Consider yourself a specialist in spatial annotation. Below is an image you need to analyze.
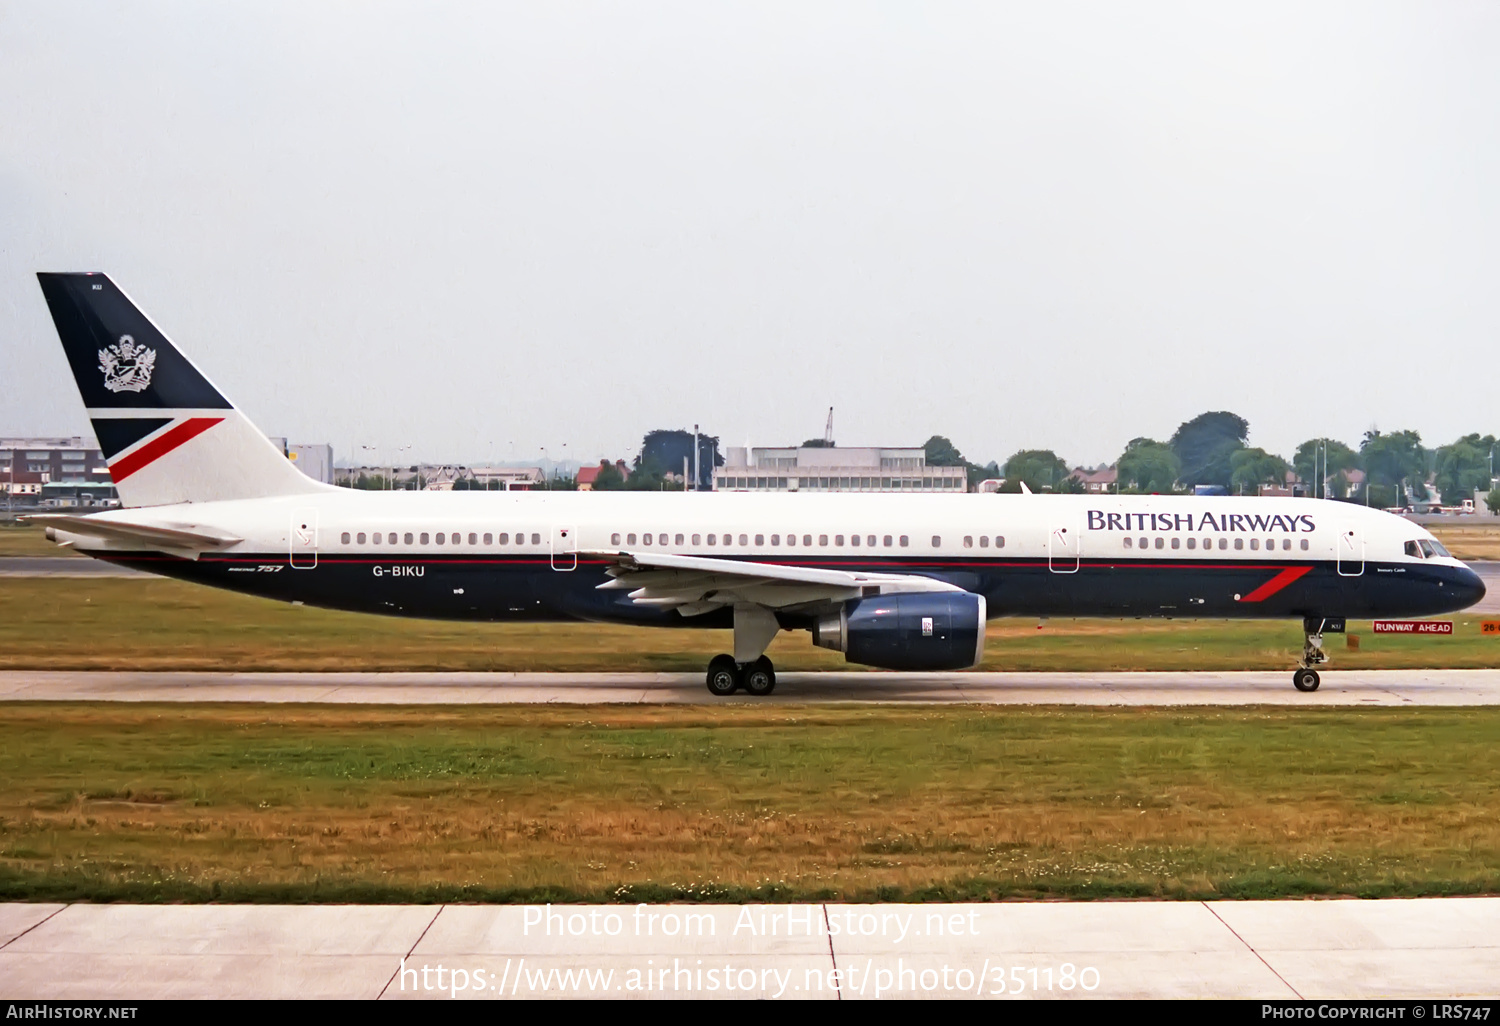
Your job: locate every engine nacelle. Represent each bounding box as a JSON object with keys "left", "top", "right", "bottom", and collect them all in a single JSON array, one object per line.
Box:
[{"left": 812, "top": 592, "right": 987, "bottom": 671}]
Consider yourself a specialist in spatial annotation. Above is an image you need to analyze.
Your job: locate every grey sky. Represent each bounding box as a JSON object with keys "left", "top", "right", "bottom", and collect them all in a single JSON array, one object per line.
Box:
[{"left": 3, "top": 2, "right": 1497, "bottom": 470}]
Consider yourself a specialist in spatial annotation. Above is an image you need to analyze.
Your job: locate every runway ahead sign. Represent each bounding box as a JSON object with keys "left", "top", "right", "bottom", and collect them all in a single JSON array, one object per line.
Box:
[{"left": 1372, "top": 620, "right": 1453, "bottom": 635}]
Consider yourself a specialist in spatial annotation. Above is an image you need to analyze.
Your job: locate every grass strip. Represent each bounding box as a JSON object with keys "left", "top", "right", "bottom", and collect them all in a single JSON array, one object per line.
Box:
[{"left": 1, "top": 704, "right": 1497, "bottom": 902}]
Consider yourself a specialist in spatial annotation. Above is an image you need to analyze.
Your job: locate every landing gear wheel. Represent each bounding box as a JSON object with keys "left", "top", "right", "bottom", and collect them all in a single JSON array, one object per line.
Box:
[
  {"left": 1293, "top": 669, "right": 1321, "bottom": 692},
  {"left": 706, "top": 654, "right": 739, "bottom": 697},
  {"left": 742, "top": 657, "right": 776, "bottom": 697}
]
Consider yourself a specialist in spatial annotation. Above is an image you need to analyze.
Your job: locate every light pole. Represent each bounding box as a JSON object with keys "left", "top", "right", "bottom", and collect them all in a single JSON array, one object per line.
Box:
[{"left": 393, "top": 444, "right": 411, "bottom": 491}]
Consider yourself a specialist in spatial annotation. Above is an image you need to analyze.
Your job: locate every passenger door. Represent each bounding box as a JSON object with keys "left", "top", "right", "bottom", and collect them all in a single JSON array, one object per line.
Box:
[
  {"left": 550, "top": 524, "right": 577, "bottom": 571},
  {"left": 1337, "top": 523, "right": 1364, "bottom": 577},
  {"left": 1048, "top": 521, "right": 1080, "bottom": 574},
  {"left": 290, "top": 508, "right": 318, "bottom": 569}
]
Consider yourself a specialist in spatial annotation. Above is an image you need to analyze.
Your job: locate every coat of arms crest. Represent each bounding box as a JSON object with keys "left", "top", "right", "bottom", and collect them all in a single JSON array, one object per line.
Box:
[{"left": 98, "top": 335, "right": 157, "bottom": 394}]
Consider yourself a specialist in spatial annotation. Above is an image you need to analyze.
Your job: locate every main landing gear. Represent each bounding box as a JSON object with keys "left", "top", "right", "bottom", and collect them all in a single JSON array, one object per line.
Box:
[
  {"left": 705, "top": 654, "right": 776, "bottom": 697},
  {"left": 705, "top": 604, "right": 782, "bottom": 697},
  {"left": 1294, "top": 621, "right": 1331, "bottom": 692}
]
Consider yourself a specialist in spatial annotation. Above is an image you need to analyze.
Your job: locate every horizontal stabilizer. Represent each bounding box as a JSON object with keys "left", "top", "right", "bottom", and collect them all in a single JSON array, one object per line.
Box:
[{"left": 28, "top": 513, "right": 242, "bottom": 557}]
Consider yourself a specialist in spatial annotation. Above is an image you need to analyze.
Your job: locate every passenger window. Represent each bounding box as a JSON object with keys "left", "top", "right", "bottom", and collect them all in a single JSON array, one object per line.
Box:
[
  {"left": 1282, "top": 538, "right": 1290, "bottom": 550},
  {"left": 867, "top": 535, "right": 875, "bottom": 547},
  {"left": 1154, "top": 537, "right": 1164, "bottom": 550},
  {"left": 484, "top": 533, "right": 493, "bottom": 545},
  {"left": 996, "top": 537, "right": 1004, "bottom": 548},
  {"left": 1171, "top": 537, "right": 1180, "bottom": 550},
  {"left": 900, "top": 535, "right": 909, "bottom": 547},
  {"left": 1201, "top": 538, "right": 1210, "bottom": 550},
  {"left": 1300, "top": 539, "right": 1309, "bottom": 551},
  {"left": 627, "top": 533, "right": 637, "bottom": 545},
  {"left": 785, "top": 534, "right": 795, "bottom": 546},
  {"left": 932, "top": 536, "right": 941, "bottom": 547},
  {"left": 1186, "top": 537, "right": 1195, "bottom": 550},
  {"left": 659, "top": 534, "right": 668, "bottom": 546},
  {"left": 1234, "top": 538, "right": 1243, "bottom": 550},
  {"left": 1124, "top": 537, "right": 1133, "bottom": 549},
  {"left": 1249, "top": 538, "right": 1258, "bottom": 551},
  {"left": 979, "top": 536, "right": 989, "bottom": 548},
  {"left": 850, "top": 534, "right": 859, "bottom": 547},
  {"left": 642, "top": 534, "right": 652, "bottom": 546},
  {"left": 707, "top": 534, "right": 716, "bottom": 546},
  {"left": 771, "top": 534, "right": 780, "bottom": 546},
  {"left": 531, "top": 533, "right": 540, "bottom": 545},
  {"left": 435, "top": 533, "right": 445, "bottom": 546},
  {"left": 420, "top": 532, "right": 430, "bottom": 545},
  {"left": 611, "top": 533, "right": 621, "bottom": 545},
  {"left": 963, "top": 536, "right": 973, "bottom": 548},
  {"left": 739, "top": 534, "right": 748, "bottom": 546},
  {"left": 373, "top": 532, "right": 382, "bottom": 545},
  {"left": 755, "top": 534, "right": 764, "bottom": 546},
  {"left": 1265, "top": 538, "right": 1273, "bottom": 551},
  {"left": 692, "top": 534, "right": 701, "bottom": 545},
  {"left": 469, "top": 533, "right": 477, "bottom": 545},
  {"left": 884, "top": 535, "right": 893, "bottom": 547},
  {"left": 1139, "top": 537, "right": 1147, "bottom": 549},
  {"left": 405, "top": 532, "right": 414, "bottom": 545},
  {"left": 805, "top": 535, "right": 814, "bottom": 546},
  {"left": 499, "top": 533, "right": 509, "bottom": 544},
  {"left": 1219, "top": 538, "right": 1228, "bottom": 550},
  {"left": 341, "top": 532, "right": 351, "bottom": 544},
  {"left": 675, "top": 534, "right": 684, "bottom": 545},
  {"left": 835, "top": 535, "right": 845, "bottom": 546}
]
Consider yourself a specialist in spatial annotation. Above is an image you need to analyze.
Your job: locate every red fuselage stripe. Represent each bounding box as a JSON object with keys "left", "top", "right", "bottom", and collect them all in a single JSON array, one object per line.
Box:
[
  {"left": 1237, "top": 565, "right": 1313, "bottom": 603},
  {"left": 109, "top": 417, "right": 224, "bottom": 482}
]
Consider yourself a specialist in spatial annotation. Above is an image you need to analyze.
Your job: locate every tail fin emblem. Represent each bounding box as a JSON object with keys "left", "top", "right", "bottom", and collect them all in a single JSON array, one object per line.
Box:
[{"left": 99, "top": 335, "right": 157, "bottom": 393}]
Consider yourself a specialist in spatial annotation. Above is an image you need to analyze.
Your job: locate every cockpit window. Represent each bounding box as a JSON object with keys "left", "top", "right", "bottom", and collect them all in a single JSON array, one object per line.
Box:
[
  {"left": 1404, "top": 540, "right": 1423, "bottom": 559},
  {"left": 1418, "top": 540, "right": 1437, "bottom": 559},
  {"left": 1430, "top": 539, "right": 1452, "bottom": 558}
]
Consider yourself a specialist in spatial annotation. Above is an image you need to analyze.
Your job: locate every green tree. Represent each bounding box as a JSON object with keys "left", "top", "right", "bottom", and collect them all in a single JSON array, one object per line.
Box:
[
  {"left": 800, "top": 438, "right": 834, "bottom": 448},
  {"left": 635, "top": 429, "right": 722, "bottom": 490},
  {"left": 1004, "top": 450, "right": 1069, "bottom": 491},
  {"left": 1360, "top": 429, "right": 1425, "bottom": 500},
  {"left": 1116, "top": 437, "right": 1180, "bottom": 493},
  {"left": 1488, "top": 487, "right": 1500, "bottom": 514},
  {"left": 1433, "top": 434, "right": 1496, "bottom": 505},
  {"left": 1170, "top": 412, "right": 1249, "bottom": 489},
  {"left": 1229, "top": 447, "right": 1291, "bottom": 496},
  {"left": 592, "top": 460, "right": 626, "bottom": 491},
  {"left": 922, "top": 435, "right": 966, "bottom": 468},
  {"left": 1292, "top": 438, "right": 1360, "bottom": 497}
]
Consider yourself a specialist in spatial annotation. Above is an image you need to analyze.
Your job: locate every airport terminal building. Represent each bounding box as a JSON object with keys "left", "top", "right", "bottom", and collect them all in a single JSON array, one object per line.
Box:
[{"left": 713, "top": 445, "right": 968, "bottom": 492}]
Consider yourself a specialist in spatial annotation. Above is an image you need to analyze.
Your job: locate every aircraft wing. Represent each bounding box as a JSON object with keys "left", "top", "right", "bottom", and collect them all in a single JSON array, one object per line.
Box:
[
  {"left": 27, "top": 513, "right": 242, "bottom": 560},
  {"left": 588, "top": 549, "right": 964, "bottom": 616}
]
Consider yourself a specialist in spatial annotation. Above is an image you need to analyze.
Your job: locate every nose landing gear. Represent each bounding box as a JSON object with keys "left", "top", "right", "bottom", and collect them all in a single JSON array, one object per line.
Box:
[{"left": 1293, "top": 617, "right": 1336, "bottom": 692}]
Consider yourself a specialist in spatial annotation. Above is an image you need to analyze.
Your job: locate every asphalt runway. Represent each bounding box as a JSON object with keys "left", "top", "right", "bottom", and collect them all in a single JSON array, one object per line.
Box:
[
  {"left": 2, "top": 899, "right": 1495, "bottom": 999},
  {"left": 5, "top": 668, "right": 1500, "bottom": 704}
]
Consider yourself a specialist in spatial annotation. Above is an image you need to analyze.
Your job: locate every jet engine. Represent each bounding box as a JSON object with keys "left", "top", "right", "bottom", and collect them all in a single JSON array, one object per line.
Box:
[{"left": 812, "top": 592, "right": 987, "bottom": 671}]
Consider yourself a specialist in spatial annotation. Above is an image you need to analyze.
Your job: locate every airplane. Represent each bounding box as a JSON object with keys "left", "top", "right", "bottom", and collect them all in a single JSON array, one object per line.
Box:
[{"left": 28, "top": 272, "right": 1487, "bottom": 696}]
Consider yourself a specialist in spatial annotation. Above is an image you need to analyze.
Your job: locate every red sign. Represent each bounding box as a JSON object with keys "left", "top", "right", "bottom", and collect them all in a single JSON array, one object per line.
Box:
[{"left": 1372, "top": 620, "right": 1453, "bottom": 635}]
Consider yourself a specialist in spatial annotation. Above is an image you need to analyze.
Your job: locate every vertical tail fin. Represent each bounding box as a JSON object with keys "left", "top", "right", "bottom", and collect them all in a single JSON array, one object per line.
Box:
[{"left": 36, "top": 272, "right": 326, "bottom": 507}]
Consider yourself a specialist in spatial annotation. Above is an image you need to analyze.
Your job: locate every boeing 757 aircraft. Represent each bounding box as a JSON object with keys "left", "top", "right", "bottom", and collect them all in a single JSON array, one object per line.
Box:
[{"left": 30, "top": 273, "right": 1486, "bottom": 695}]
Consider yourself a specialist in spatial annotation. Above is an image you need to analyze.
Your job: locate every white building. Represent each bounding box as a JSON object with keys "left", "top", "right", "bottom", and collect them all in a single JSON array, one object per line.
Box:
[{"left": 713, "top": 446, "right": 967, "bottom": 493}]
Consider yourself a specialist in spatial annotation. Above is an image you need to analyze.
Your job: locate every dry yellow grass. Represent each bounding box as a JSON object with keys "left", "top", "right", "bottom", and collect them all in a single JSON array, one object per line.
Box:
[{"left": 1428, "top": 522, "right": 1500, "bottom": 561}]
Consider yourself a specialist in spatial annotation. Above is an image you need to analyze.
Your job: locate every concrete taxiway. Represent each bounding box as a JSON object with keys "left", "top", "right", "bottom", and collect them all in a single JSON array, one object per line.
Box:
[
  {"left": 1, "top": 899, "right": 1495, "bottom": 999},
  {"left": 3, "top": 667, "right": 1500, "bottom": 704}
]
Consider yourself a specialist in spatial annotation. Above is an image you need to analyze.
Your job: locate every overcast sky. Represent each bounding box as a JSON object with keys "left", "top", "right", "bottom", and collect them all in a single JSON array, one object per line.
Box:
[{"left": 3, "top": 2, "right": 1497, "bottom": 469}]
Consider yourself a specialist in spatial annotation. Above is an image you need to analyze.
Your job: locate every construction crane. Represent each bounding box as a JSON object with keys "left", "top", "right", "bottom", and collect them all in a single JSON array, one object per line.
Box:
[{"left": 823, "top": 407, "right": 834, "bottom": 447}]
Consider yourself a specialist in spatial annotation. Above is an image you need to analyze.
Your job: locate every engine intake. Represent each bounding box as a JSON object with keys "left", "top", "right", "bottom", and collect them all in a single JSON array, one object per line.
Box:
[{"left": 813, "top": 592, "right": 987, "bottom": 671}]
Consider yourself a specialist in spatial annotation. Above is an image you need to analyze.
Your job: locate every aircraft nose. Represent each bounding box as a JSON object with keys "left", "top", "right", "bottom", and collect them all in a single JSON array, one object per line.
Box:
[{"left": 1455, "top": 565, "right": 1487, "bottom": 610}]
